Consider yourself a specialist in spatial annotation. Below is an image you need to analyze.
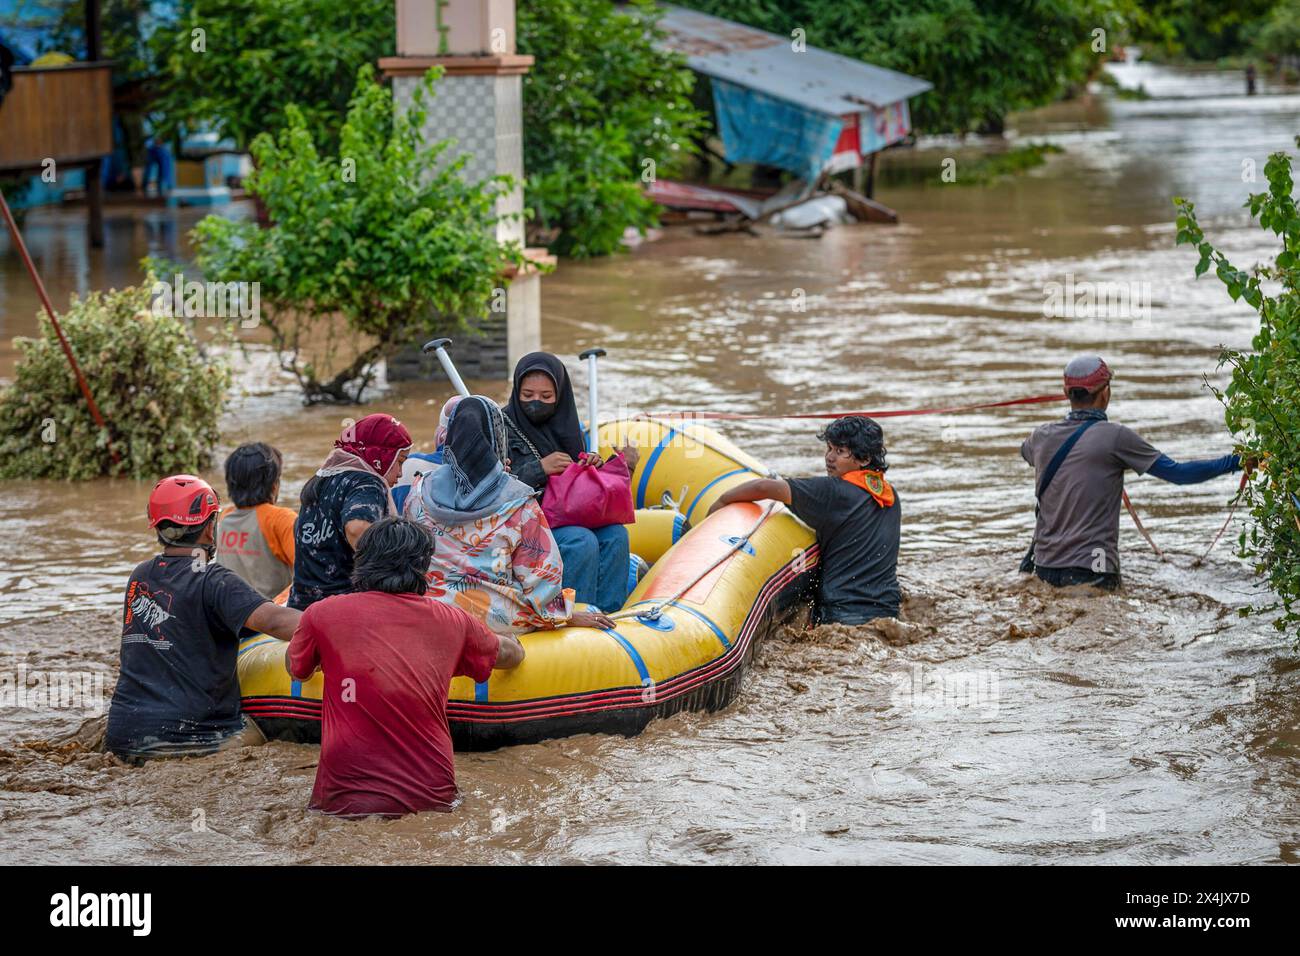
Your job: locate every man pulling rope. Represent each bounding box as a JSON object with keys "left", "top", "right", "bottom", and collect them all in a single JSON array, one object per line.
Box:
[{"left": 1018, "top": 355, "right": 1246, "bottom": 591}]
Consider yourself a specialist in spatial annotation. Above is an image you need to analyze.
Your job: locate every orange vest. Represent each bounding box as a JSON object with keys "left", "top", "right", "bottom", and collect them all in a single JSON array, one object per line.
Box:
[{"left": 215, "top": 504, "right": 296, "bottom": 599}]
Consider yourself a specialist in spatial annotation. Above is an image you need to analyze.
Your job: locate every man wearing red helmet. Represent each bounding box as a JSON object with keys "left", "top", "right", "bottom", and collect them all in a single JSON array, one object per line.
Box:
[
  {"left": 1020, "top": 356, "right": 1244, "bottom": 590},
  {"left": 106, "top": 475, "right": 302, "bottom": 762},
  {"left": 290, "top": 414, "right": 413, "bottom": 610}
]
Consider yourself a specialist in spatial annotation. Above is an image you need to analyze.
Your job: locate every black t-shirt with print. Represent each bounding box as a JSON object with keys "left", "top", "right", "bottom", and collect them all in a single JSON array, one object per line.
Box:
[
  {"left": 106, "top": 554, "right": 268, "bottom": 757},
  {"left": 786, "top": 475, "right": 902, "bottom": 625},
  {"left": 289, "top": 471, "right": 389, "bottom": 610}
]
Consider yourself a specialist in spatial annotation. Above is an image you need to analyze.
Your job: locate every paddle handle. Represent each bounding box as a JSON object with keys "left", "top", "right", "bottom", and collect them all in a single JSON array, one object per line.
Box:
[
  {"left": 580, "top": 348, "right": 606, "bottom": 453},
  {"left": 422, "top": 338, "right": 470, "bottom": 397}
]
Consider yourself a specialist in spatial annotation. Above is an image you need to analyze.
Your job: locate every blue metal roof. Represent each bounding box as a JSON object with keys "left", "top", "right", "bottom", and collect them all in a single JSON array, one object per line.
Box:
[
  {"left": 0, "top": 0, "right": 179, "bottom": 63},
  {"left": 0, "top": 0, "right": 47, "bottom": 64},
  {"left": 656, "top": 4, "right": 932, "bottom": 117}
]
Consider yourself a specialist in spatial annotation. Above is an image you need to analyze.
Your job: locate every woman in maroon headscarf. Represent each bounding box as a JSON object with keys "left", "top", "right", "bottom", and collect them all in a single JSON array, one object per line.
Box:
[{"left": 288, "top": 414, "right": 413, "bottom": 610}]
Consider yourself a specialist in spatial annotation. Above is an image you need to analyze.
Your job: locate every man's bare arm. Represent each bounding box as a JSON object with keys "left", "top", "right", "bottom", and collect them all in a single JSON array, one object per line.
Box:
[
  {"left": 495, "top": 634, "right": 525, "bottom": 670},
  {"left": 247, "top": 602, "right": 302, "bottom": 641},
  {"left": 707, "top": 478, "right": 792, "bottom": 515},
  {"left": 284, "top": 645, "right": 320, "bottom": 680},
  {"left": 344, "top": 519, "right": 372, "bottom": 551}
]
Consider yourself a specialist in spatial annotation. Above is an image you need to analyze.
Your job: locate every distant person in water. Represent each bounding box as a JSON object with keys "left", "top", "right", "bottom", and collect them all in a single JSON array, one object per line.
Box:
[
  {"left": 502, "top": 352, "right": 639, "bottom": 612},
  {"left": 708, "top": 416, "right": 901, "bottom": 625},
  {"left": 215, "top": 442, "right": 296, "bottom": 599},
  {"left": 405, "top": 395, "right": 615, "bottom": 634},
  {"left": 107, "top": 476, "right": 301, "bottom": 763},
  {"left": 289, "top": 414, "right": 412, "bottom": 610},
  {"left": 287, "top": 516, "right": 524, "bottom": 817},
  {"left": 1020, "top": 355, "right": 1245, "bottom": 590}
]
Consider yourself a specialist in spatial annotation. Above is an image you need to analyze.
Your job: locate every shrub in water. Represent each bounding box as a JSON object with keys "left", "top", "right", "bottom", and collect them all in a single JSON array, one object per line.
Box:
[
  {"left": 0, "top": 277, "right": 230, "bottom": 480},
  {"left": 1176, "top": 140, "right": 1300, "bottom": 636}
]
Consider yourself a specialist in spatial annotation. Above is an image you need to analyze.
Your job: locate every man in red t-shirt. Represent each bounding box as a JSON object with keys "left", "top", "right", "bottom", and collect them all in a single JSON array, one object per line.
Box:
[{"left": 287, "top": 517, "right": 524, "bottom": 817}]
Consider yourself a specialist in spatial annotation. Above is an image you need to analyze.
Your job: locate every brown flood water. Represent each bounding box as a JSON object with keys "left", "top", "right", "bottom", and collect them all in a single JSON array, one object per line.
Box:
[{"left": 2, "top": 61, "right": 1299, "bottom": 863}]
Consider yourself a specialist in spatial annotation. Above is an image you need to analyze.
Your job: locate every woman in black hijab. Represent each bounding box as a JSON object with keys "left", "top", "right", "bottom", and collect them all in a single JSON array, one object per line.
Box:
[
  {"left": 503, "top": 352, "right": 588, "bottom": 491},
  {"left": 502, "top": 352, "right": 637, "bottom": 613}
]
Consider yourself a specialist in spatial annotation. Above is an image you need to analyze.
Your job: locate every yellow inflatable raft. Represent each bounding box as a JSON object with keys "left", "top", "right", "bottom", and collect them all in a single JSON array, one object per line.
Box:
[{"left": 239, "top": 418, "right": 818, "bottom": 749}]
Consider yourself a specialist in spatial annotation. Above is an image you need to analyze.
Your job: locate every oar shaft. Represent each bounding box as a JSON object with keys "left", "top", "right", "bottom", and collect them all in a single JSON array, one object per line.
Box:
[
  {"left": 0, "top": 191, "right": 119, "bottom": 464},
  {"left": 434, "top": 347, "right": 470, "bottom": 397},
  {"left": 585, "top": 353, "right": 599, "bottom": 453}
]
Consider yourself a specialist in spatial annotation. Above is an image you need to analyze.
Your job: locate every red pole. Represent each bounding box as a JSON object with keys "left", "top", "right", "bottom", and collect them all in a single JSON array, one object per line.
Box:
[{"left": 0, "top": 191, "right": 120, "bottom": 465}]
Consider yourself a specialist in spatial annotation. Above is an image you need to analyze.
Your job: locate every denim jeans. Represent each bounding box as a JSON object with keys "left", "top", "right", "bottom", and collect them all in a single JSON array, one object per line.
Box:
[
  {"left": 141, "top": 143, "right": 175, "bottom": 195},
  {"left": 552, "top": 523, "right": 630, "bottom": 613}
]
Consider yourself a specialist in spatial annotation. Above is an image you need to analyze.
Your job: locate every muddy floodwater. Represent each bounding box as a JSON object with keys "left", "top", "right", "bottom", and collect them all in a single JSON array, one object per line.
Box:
[{"left": 2, "top": 61, "right": 1299, "bottom": 863}]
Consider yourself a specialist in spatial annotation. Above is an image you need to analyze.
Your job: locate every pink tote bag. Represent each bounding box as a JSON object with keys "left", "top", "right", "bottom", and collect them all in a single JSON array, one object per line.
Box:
[{"left": 541, "top": 454, "right": 635, "bottom": 529}]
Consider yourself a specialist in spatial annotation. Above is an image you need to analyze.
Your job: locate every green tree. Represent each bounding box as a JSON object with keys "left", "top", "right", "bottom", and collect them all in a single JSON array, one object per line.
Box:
[
  {"left": 1131, "top": 0, "right": 1280, "bottom": 61},
  {"left": 152, "top": 0, "right": 394, "bottom": 151},
  {"left": 681, "top": 0, "right": 1131, "bottom": 135},
  {"left": 1174, "top": 143, "right": 1300, "bottom": 635},
  {"left": 0, "top": 277, "right": 230, "bottom": 480},
  {"left": 191, "top": 65, "right": 526, "bottom": 404},
  {"left": 45, "top": 0, "right": 161, "bottom": 81},
  {"left": 525, "top": 125, "right": 660, "bottom": 260},
  {"left": 519, "top": 0, "right": 704, "bottom": 257},
  {"left": 1253, "top": 0, "right": 1300, "bottom": 61},
  {"left": 26, "top": 0, "right": 705, "bottom": 260}
]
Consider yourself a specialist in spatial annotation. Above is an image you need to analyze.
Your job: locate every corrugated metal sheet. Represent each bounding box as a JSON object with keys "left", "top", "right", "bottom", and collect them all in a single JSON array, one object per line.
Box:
[{"left": 656, "top": 5, "right": 932, "bottom": 117}]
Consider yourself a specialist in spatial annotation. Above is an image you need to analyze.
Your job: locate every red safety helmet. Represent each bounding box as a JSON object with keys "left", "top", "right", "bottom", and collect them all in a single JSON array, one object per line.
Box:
[{"left": 147, "top": 475, "right": 220, "bottom": 529}]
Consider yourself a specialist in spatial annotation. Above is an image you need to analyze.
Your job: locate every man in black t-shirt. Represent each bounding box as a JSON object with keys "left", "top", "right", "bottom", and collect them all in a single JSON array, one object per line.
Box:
[
  {"left": 708, "top": 417, "right": 901, "bottom": 625},
  {"left": 290, "top": 471, "right": 392, "bottom": 610},
  {"left": 106, "top": 475, "right": 301, "bottom": 762},
  {"left": 289, "top": 414, "right": 412, "bottom": 610}
]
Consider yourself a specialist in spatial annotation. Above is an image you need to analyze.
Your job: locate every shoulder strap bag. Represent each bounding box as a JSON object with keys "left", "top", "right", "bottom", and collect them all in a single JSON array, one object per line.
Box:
[{"left": 1019, "top": 418, "right": 1102, "bottom": 574}]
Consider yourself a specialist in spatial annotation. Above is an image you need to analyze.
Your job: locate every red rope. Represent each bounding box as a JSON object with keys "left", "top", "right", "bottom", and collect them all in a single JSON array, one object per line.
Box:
[
  {"left": 0, "top": 192, "right": 119, "bottom": 465},
  {"left": 1194, "top": 470, "right": 1250, "bottom": 566},
  {"left": 647, "top": 393, "right": 1067, "bottom": 421},
  {"left": 646, "top": 393, "right": 1253, "bottom": 564},
  {"left": 1121, "top": 489, "right": 1166, "bottom": 561}
]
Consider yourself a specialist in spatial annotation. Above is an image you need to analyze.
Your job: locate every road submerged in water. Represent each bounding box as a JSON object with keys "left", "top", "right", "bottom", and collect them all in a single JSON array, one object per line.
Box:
[{"left": 1, "top": 61, "right": 1298, "bottom": 863}]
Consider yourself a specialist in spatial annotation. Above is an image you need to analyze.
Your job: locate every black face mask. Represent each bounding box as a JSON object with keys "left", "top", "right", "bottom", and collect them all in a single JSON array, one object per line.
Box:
[{"left": 521, "top": 400, "right": 556, "bottom": 424}]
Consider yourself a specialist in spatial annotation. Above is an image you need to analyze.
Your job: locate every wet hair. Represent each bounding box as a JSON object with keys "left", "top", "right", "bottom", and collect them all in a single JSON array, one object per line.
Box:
[
  {"left": 300, "top": 474, "right": 322, "bottom": 509},
  {"left": 350, "top": 517, "right": 433, "bottom": 595},
  {"left": 1068, "top": 386, "right": 1095, "bottom": 404},
  {"left": 224, "top": 442, "right": 283, "bottom": 508},
  {"left": 157, "top": 514, "right": 215, "bottom": 548},
  {"left": 818, "top": 416, "right": 888, "bottom": 472}
]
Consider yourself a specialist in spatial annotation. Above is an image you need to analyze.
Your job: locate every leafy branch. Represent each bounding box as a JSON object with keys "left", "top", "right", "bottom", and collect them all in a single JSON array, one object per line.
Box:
[
  {"left": 191, "top": 65, "right": 529, "bottom": 404},
  {"left": 1174, "top": 140, "right": 1300, "bottom": 634}
]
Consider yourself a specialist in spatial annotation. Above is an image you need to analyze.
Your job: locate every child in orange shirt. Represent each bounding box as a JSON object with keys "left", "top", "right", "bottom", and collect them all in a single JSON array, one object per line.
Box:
[{"left": 215, "top": 443, "right": 297, "bottom": 599}]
